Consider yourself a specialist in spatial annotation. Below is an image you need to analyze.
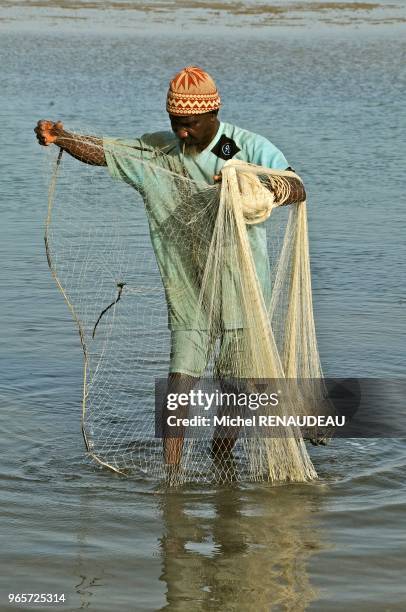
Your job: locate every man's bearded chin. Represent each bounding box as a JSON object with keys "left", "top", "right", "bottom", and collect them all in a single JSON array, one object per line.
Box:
[{"left": 181, "top": 141, "right": 200, "bottom": 157}]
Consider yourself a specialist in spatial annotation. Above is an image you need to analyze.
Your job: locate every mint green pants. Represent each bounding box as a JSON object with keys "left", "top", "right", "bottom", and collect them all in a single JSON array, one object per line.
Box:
[{"left": 169, "top": 330, "right": 245, "bottom": 377}]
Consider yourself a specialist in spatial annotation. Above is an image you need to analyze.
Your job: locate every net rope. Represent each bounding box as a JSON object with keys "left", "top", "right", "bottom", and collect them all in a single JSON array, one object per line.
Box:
[{"left": 44, "top": 134, "right": 325, "bottom": 484}]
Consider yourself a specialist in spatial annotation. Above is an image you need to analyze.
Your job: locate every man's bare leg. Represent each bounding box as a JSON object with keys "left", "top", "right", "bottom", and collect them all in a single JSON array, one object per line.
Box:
[
  {"left": 211, "top": 377, "right": 244, "bottom": 459},
  {"left": 211, "top": 437, "right": 236, "bottom": 457},
  {"left": 163, "top": 372, "right": 199, "bottom": 466},
  {"left": 164, "top": 436, "right": 184, "bottom": 466}
]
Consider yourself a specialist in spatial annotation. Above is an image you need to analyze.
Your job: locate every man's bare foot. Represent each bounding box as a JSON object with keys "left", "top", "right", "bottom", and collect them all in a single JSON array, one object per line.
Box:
[{"left": 165, "top": 463, "right": 182, "bottom": 486}]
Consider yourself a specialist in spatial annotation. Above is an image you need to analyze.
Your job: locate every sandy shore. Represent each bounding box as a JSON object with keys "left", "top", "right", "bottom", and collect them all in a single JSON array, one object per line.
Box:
[{"left": 0, "top": 0, "right": 405, "bottom": 29}]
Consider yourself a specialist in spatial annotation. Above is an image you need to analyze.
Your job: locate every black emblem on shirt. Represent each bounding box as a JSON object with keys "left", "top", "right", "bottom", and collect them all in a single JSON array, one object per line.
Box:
[{"left": 211, "top": 134, "right": 241, "bottom": 160}]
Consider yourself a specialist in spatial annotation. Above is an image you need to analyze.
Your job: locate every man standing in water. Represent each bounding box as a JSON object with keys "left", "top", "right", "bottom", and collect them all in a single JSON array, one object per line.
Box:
[{"left": 35, "top": 66, "right": 305, "bottom": 466}]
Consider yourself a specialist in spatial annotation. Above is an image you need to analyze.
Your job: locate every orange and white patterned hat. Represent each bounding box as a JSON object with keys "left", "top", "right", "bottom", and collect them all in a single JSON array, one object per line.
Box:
[{"left": 166, "top": 66, "right": 221, "bottom": 116}]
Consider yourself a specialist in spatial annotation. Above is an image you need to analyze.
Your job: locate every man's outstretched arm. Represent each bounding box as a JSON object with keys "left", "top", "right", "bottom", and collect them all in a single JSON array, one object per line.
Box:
[{"left": 34, "top": 120, "right": 107, "bottom": 166}]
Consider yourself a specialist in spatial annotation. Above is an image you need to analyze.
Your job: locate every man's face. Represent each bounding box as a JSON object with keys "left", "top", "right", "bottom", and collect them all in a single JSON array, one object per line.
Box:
[{"left": 169, "top": 112, "right": 218, "bottom": 151}]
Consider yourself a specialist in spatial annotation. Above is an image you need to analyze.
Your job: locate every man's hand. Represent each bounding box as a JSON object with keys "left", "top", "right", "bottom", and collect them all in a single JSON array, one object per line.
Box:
[
  {"left": 213, "top": 173, "right": 222, "bottom": 183},
  {"left": 34, "top": 120, "right": 64, "bottom": 146}
]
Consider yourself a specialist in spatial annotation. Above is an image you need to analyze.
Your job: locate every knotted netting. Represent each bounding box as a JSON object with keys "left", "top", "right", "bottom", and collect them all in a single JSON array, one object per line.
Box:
[{"left": 44, "top": 133, "right": 325, "bottom": 484}]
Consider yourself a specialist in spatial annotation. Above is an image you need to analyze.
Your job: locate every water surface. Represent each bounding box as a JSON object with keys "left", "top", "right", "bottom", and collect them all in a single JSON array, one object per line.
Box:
[{"left": 1, "top": 5, "right": 405, "bottom": 610}]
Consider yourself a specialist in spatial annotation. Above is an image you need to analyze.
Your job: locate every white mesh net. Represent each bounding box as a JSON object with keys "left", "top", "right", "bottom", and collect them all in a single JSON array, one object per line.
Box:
[{"left": 44, "top": 134, "right": 326, "bottom": 485}]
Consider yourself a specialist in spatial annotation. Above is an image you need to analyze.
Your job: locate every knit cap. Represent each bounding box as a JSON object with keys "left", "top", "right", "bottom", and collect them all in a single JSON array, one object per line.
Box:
[{"left": 166, "top": 66, "right": 221, "bottom": 116}]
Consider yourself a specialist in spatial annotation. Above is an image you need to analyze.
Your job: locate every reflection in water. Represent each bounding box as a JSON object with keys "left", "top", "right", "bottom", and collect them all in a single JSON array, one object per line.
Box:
[
  {"left": 75, "top": 575, "right": 104, "bottom": 611},
  {"left": 158, "top": 485, "right": 327, "bottom": 611},
  {"left": 69, "top": 479, "right": 329, "bottom": 610},
  {"left": 74, "top": 487, "right": 106, "bottom": 610}
]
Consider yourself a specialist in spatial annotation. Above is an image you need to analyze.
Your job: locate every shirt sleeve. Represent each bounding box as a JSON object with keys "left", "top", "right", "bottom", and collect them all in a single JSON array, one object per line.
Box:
[
  {"left": 103, "top": 136, "right": 152, "bottom": 192},
  {"left": 251, "top": 135, "right": 289, "bottom": 170}
]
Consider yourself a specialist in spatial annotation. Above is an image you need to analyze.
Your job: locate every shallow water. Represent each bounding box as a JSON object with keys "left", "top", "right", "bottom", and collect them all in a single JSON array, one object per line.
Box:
[{"left": 1, "top": 4, "right": 406, "bottom": 611}]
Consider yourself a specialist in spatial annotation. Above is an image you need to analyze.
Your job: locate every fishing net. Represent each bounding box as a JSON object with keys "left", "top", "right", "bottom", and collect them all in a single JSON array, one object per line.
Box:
[{"left": 44, "top": 133, "right": 326, "bottom": 484}]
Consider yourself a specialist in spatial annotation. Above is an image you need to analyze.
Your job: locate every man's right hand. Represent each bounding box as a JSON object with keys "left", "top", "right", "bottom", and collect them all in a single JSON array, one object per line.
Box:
[
  {"left": 34, "top": 120, "right": 64, "bottom": 146},
  {"left": 33, "top": 121, "right": 106, "bottom": 166}
]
